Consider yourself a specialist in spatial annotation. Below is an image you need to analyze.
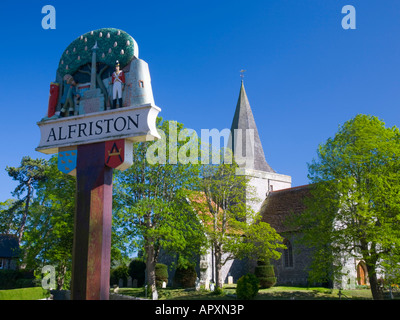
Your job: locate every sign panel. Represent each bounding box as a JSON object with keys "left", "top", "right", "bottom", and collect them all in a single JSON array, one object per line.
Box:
[
  {"left": 36, "top": 28, "right": 160, "bottom": 158},
  {"left": 105, "top": 139, "right": 133, "bottom": 171},
  {"left": 58, "top": 146, "right": 78, "bottom": 176},
  {"left": 36, "top": 103, "right": 160, "bottom": 154}
]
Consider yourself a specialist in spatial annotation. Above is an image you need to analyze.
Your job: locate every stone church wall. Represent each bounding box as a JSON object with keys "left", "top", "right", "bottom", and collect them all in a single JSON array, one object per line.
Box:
[{"left": 271, "top": 234, "right": 315, "bottom": 287}]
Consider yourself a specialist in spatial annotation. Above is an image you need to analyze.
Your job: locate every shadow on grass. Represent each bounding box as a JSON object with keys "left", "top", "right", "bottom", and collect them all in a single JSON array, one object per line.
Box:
[
  {"left": 114, "top": 285, "right": 398, "bottom": 300},
  {"left": 256, "top": 290, "right": 336, "bottom": 300}
]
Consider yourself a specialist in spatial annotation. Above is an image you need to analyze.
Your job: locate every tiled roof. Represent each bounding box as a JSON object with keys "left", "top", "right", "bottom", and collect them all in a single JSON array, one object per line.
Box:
[
  {"left": 260, "top": 185, "right": 312, "bottom": 233},
  {"left": 0, "top": 234, "right": 20, "bottom": 258}
]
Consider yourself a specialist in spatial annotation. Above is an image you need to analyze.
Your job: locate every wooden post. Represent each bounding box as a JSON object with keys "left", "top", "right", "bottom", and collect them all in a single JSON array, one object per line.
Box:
[{"left": 70, "top": 142, "right": 113, "bottom": 300}]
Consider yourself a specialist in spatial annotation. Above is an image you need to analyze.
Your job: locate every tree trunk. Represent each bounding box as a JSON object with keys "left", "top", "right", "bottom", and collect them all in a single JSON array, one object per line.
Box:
[
  {"left": 18, "top": 179, "right": 32, "bottom": 245},
  {"left": 145, "top": 239, "right": 158, "bottom": 300},
  {"left": 367, "top": 264, "right": 384, "bottom": 300},
  {"left": 214, "top": 244, "right": 223, "bottom": 289},
  {"left": 57, "top": 264, "right": 67, "bottom": 290}
]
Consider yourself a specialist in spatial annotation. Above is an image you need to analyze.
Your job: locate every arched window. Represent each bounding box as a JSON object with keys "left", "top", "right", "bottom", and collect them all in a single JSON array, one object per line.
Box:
[{"left": 283, "top": 239, "right": 293, "bottom": 268}]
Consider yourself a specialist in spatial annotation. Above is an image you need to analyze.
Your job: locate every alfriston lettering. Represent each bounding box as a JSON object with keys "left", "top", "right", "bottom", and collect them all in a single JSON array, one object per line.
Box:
[
  {"left": 95, "top": 120, "right": 103, "bottom": 135},
  {"left": 45, "top": 114, "right": 140, "bottom": 142},
  {"left": 58, "top": 126, "right": 67, "bottom": 140},
  {"left": 104, "top": 118, "right": 113, "bottom": 133},
  {"left": 88, "top": 121, "right": 93, "bottom": 136},
  {"left": 78, "top": 123, "right": 87, "bottom": 137},
  {"left": 114, "top": 117, "right": 126, "bottom": 132},
  {"left": 47, "top": 128, "right": 56, "bottom": 142},
  {"left": 127, "top": 114, "right": 139, "bottom": 130},
  {"left": 68, "top": 124, "right": 77, "bottom": 139}
]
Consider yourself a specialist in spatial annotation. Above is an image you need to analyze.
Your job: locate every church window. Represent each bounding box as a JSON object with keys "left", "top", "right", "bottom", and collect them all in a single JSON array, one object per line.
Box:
[
  {"left": 283, "top": 239, "right": 293, "bottom": 268},
  {"left": 138, "top": 80, "right": 144, "bottom": 88}
]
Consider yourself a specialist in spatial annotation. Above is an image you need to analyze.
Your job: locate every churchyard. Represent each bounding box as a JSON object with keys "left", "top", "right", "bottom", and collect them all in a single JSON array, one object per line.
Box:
[{"left": 111, "top": 285, "right": 399, "bottom": 300}]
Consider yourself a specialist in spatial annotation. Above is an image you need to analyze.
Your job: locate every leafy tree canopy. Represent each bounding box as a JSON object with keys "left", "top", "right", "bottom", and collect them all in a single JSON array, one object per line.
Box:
[{"left": 292, "top": 114, "right": 400, "bottom": 299}]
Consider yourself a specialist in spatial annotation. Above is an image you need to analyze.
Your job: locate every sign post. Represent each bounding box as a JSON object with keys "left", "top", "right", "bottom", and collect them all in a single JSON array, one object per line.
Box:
[
  {"left": 36, "top": 28, "right": 161, "bottom": 300},
  {"left": 72, "top": 142, "right": 113, "bottom": 300}
]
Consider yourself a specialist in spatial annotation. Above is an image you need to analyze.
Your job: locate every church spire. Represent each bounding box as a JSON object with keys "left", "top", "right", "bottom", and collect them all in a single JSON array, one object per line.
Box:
[{"left": 229, "top": 80, "right": 275, "bottom": 173}]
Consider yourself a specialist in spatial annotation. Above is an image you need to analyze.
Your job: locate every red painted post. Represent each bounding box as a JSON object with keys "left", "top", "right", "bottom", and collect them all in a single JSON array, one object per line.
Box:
[{"left": 70, "top": 142, "right": 113, "bottom": 300}]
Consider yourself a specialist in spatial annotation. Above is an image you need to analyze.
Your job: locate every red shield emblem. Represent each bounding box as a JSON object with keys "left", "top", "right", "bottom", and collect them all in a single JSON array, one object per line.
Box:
[{"left": 105, "top": 139, "right": 133, "bottom": 171}]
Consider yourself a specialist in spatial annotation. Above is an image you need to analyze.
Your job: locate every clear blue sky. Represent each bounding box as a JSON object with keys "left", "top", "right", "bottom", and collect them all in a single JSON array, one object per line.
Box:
[{"left": 1, "top": 0, "right": 400, "bottom": 201}]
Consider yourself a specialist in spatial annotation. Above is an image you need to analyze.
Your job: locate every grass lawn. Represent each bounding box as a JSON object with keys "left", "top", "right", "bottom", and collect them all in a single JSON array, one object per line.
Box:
[
  {"left": 0, "top": 287, "right": 50, "bottom": 300},
  {"left": 114, "top": 284, "right": 397, "bottom": 300}
]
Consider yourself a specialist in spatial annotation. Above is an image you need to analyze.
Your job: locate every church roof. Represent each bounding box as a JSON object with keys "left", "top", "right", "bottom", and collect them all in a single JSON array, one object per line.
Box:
[
  {"left": 229, "top": 81, "right": 275, "bottom": 173},
  {"left": 260, "top": 184, "right": 311, "bottom": 233}
]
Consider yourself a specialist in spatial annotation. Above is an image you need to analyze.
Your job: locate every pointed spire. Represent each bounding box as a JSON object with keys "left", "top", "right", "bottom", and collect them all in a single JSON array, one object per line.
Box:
[{"left": 229, "top": 81, "right": 275, "bottom": 173}]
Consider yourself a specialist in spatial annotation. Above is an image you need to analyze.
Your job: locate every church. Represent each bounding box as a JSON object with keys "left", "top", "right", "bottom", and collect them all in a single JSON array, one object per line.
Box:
[{"left": 198, "top": 80, "right": 364, "bottom": 290}]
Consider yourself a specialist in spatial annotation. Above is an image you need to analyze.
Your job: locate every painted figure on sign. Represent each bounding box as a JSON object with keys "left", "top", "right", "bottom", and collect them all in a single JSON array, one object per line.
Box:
[
  {"left": 60, "top": 74, "right": 80, "bottom": 117},
  {"left": 47, "top": 82, "right": 59, "bottom": 118},
  {"left": 111, "top": 60, "right": 125, "bottom": 109}
]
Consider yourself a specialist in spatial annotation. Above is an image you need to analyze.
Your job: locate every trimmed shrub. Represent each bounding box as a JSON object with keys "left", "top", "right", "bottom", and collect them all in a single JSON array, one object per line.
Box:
[
  {"left": 0, "top": 270, "right": 36, "bottom": 290},
  {"left": 173, "top": 264, "right": 197, "bottom": 288},
  {"left": 155, "top": 263, "right": 169, "bottom": 288},
  {"left": 110, "top": 265, "right": 129, "bottom": 287},
  {"left": 255, "top": 260, "right": 277, "bottom": 289},
  {"left": 236, "top": 273, "right": 259, "bottom": 300},
  {"left": 128, "top": 258, "right": 146, "bottom": 287}
]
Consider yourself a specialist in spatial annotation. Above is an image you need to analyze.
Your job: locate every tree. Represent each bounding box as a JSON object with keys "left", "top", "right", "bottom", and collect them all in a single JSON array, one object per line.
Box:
[
  {"left": 23, "top": 156, "right": 75, "bottom": 289},
  {"left": 294, "top": 114, "right": 400, "bottom": 300},
  {"left": 191, "top": 158, "right": 285, "bottom": 289},
  {"left": 112, "top": 118, "right": 207, "bottom": 299},
  {"left": 5, "top": 156, "right": 48, "bottom": 245},
  {"left": 0, "top": 199, "right": 25, "bottom": 235}
]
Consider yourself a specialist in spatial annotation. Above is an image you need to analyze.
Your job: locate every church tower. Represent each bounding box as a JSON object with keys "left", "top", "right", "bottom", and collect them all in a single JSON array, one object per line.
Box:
[
  {"left": 228, "top": 80, "right": 292, "bottom": 213},
  {"left": 198, "top": 80, "right": 293, "bottom": 286}
]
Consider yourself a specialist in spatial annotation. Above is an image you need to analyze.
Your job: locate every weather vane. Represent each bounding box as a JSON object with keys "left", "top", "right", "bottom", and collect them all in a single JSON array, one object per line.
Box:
[{"left": 240, "top": 69, "right": 246, "bottom": 80}]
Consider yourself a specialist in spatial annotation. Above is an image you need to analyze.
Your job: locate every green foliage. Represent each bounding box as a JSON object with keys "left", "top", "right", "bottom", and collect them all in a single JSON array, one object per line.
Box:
[
  {"left": 58, "top": 28, "right": 137, "bottom": 78},
  {"left": 236, "top": 273, "right": 259, "bottom": 300},
  {"left": 110, "top": 265, "right": 129, "bottom": 287},
  {"left": 6, "top": 157, "right": 48, "bottom": 198},
  {"left": 254, "top": 260, "right": 277, "bottom": 289},
  {"left": 128, "top": 258, "right": 146, "bottom": 287},
  {"left": 173, "top": 263, "right": 197, "bottom": 288},
  {"left": 24, "top": 156, "right": 75, "bottom": 289},
  {"left": 2, "top": 155, "right": 76, "bottom": 290},
  {"left": 0, "top": 270, "right": 36, "bottom": 290},
  {"left": 0, "top": 199, "right": 24, "bottom": 235},
  {"left": 113, "top": 118, "right": 207, "bottom": 292},
  {"left": 291, "top": 114, "right": 400, "bottom": 299},
  {"left": 191, "top": 156, "right": 284, "bottom": 287},
  {"left": 5, "top": 156, "right": 48, "bottom": 243},
  {"left": 212, "top": 286, "right": 224, "bottom": 295},
  {"left": 155, "top": 263, "right": 168, "bottom": 288}
]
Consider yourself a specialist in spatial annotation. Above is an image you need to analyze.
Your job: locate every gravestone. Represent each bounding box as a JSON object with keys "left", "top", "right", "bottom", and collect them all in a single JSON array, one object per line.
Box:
[
  {"left": 132, "top": 279, "right": 138, "bottom": 288},
  {"left": 210, "top": 282, "right": 215, "bottom": 292},
  {"left": 127, "top": 276, "right": 132, "bottom": 287},
  {"left": 204, "top": 279, "right": 210, "bottom": 290},
  {"left": 195, "top": 277, "right": 200, "bottom": 291},
  {"left": 228, "top": 276, "right": 233, "bottom": 284}
]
